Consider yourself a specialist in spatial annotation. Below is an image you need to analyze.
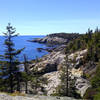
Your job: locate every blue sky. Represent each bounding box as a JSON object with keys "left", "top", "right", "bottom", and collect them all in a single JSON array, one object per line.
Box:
[{"left": 0, "top": 0, "right": 100, "bottom": 35}]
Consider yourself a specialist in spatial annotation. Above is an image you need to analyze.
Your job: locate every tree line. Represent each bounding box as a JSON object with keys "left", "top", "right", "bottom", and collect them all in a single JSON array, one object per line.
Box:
[{"left": 64, "top": 27, "right": 100, "bottom": 99}]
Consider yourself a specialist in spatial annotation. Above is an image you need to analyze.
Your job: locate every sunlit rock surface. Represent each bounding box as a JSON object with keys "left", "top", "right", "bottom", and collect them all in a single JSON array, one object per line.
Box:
[
  {"left": 0, "top": 93, "right": 78, "bottom": 100},
  {"left": 43, "top": 71, "right": 61, "bottom": 95},
  {"left": 29, "top": 48, "right": 90, "bottom": 97}
]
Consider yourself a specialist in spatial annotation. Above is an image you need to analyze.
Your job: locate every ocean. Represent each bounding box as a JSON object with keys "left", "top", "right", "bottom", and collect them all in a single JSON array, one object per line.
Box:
[{"left": 0, "top": 35, "right": 48, "bottom": 62}]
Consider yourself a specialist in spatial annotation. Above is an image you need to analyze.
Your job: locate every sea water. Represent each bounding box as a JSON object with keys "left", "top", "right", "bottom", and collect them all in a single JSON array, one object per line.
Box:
[{"left": 0, "top": 35, "right": 48, "bottom": 62}]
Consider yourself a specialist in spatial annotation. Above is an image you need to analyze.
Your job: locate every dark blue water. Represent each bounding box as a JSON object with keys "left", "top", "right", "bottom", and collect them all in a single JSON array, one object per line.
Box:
[{"left": 0, "top": 36, "right": 48, "bottom": 62}]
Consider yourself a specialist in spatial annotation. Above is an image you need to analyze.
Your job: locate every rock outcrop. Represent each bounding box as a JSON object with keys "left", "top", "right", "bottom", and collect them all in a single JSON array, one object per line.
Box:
[
  {"left": 29, "top": 33, "right": 80, "bottom": 44},
  {"left": 43, "top": 71, "right": 61, "bottom": 95},
  {"left": 29, "top": 45, "right": 91, "bottom": 97},
  {"left": 30, "top": 46, "right": 66, "bottom": 73},
  {"left": 29, "top": 36, "right": 68, "bottom": 44},
  {"left": 68, "top": 49, "right": 91, "bottom": 97},
  {"left": 0, "top": 93, "right": 78, "bottom": 100},
  {"left": 75, "top": 78, "right": 91, "bottom": 97},
  {"left": 27, "top": 33, "right": 92, "bottom": 97}
]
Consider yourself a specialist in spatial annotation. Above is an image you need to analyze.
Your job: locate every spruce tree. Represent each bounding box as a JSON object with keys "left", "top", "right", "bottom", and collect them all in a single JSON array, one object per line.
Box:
[{"left": 2, "top": 23, "right": 24, "bottom": 93}]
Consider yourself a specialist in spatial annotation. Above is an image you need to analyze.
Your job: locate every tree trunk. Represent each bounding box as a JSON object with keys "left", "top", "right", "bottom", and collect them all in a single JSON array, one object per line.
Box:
[{"left": 23, "top": 54, "right": 28, "bottom": 93}]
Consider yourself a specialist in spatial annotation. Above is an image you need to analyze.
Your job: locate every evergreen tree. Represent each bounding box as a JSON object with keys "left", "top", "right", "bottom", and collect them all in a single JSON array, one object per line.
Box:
[
  {"left": 54, "top": 48, "right": 80, "bottom": 98},
  {"left": 87, "top": 28, "right": 93, "bottom": 40},
  {"left": 23, "top": 54, "right": 29, "bottom": 93},
  {"left": 1, "top": 23, "right": 24, "bottom": 93}
]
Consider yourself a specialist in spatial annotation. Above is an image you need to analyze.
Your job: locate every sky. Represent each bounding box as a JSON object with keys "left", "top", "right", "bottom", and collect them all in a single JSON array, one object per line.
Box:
[{"left": 0, "top": 0, "right": 100, "bottom": 35}]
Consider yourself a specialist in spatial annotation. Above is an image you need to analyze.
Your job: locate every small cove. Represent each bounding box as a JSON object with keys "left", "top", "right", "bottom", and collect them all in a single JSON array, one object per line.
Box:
[{"left": 0, "top": 35, "right": 48, "bottom": 62}]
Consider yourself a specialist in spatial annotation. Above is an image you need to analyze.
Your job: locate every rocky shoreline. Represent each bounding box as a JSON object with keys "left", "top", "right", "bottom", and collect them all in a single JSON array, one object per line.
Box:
[
  {"left": 31, "top": 48, "right": 90, "bottom": 96},
  {"left": 0, "top": 46, "right": 90, "bottom": 99},
  {"left": 28, "top": 33, "right": 91, "bottom": 97},
  {"left": 0, "top": 33, "right": 91, "bottom": 99},
  {"left": 28, "top": 33, "right": 81, "bottom": 45}
]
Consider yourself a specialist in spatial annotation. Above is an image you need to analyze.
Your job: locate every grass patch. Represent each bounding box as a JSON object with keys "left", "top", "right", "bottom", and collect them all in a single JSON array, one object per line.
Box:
[{"left": 9, "top": 91, "right": 26, "bottom": 96}]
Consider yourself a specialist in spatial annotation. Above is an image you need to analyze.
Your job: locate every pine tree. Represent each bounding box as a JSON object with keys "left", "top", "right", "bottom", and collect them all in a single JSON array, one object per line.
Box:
[
  {"left": 54, "top": 48, "right": 81, "bottom": 98},
  {"left": 1, "top": 23, "right": 24, "bottom": 93},
  {"left": 87, "top": 28, "right": 93, "bottom": 40},
  {"left": 23, "top": 54, "right": 29, "bottom": 93}
]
